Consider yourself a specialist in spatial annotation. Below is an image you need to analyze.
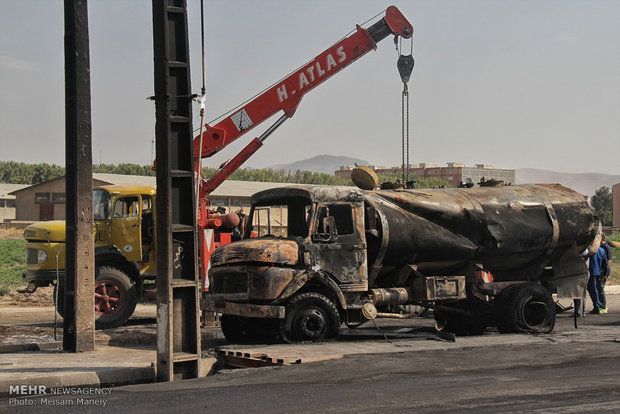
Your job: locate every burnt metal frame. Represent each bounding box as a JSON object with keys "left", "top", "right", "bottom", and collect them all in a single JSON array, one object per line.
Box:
[
  {"left": 63, "top": 0, "right": 95, "bottom": 352},
  {"left": 152, "top": 0, "right": 201, "bottom": 381}
]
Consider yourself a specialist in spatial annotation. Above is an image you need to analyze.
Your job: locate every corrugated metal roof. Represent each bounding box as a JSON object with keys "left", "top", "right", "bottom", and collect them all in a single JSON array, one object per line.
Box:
[
  {"left": 0, "top": 184, "right": 28, "bottom": 199},
  {"left": 93, "top": 173, "right": 156, "bottom": 187},
  {"left": 6, "top": 174, "right": 297, "bottom": 198},
  {"left": 93, "top": 174, "right": 292, "bottom": 198}
]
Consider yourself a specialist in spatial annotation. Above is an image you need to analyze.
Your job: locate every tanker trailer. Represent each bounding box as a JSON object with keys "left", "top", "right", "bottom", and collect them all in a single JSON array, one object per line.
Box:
[{"left": 202, "top": 183, "right": 596, "bottom": 343}]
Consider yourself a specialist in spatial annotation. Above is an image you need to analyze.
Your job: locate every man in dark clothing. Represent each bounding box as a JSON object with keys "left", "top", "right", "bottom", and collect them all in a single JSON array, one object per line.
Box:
[
  {"left": 587, "top": 246, "right": 609, "bottom": 314},
  {"left": 599, "top": 235, "right": 613, "bottom": 313}
]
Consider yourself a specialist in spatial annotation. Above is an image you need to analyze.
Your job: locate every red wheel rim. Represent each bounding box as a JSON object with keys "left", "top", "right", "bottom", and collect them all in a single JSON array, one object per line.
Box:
[{"left": 94, "top": 279, "right": 125, "bottom": 316}]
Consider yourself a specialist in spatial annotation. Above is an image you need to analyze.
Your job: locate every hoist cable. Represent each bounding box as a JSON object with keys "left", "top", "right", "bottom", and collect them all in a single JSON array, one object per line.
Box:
[
  {"left": 402, "top": 87, "right": 406, "bottom": 184},
  {"left": 200, "top": 0, "right": 206, "bottom": 96},
  {"left": 405, "top": 84, "right": 410, "bottom": 184},
  {"left": 397, "top": 35, "right": 414, "bottom": 187}
]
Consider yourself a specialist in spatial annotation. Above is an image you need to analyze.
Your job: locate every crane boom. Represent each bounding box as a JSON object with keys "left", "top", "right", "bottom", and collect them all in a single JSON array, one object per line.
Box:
[
  {"left": 194, "top": 6, "right": 413, "bottom": 288},
  {"left": 193, "top": 6, "right": 413, "bottom": 160}
]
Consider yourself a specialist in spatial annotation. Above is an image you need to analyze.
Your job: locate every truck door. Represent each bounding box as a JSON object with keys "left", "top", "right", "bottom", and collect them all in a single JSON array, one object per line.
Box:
[
  {"left": 312, "top": 202, "right": 368, "bottom": 288},
  {"left": 110, "top": 195, "right": 142, "bottom": 262}
]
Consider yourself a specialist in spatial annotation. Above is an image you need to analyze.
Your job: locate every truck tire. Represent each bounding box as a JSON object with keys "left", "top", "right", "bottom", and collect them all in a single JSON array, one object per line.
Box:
[
  {"left": 280, "top": 292, "right": 340, "bottom": 343},
  {"left": 53, "top": 267, "right": 137, "bottom": 330},
  {"left": 94, "top": 266, "right": 137, "bottom": 330},
  {"left": 496, "top": 283, "right": 555, "bottom": 334}
]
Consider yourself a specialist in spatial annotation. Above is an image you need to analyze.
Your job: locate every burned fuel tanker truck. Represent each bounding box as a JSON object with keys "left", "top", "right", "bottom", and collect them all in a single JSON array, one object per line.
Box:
[{"left": 202, "top": 182, "right": 596, "bottom": 342}]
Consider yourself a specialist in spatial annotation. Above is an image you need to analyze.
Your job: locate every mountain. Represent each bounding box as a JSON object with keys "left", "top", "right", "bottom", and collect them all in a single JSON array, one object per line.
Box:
[
  {"left": 268, "top": 154, "right": 369, "bottom": 175},
  {"left": 516, "top": 168, "right": 620, "bottom": 198},
  {"left": 266, "top": 156, "right": 620, "bottom": 198}
]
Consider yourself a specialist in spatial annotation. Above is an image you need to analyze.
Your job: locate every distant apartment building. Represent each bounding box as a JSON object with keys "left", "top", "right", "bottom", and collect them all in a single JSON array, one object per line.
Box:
[{"left": 335, "top": 162, "right": 515, "bottom": 188}]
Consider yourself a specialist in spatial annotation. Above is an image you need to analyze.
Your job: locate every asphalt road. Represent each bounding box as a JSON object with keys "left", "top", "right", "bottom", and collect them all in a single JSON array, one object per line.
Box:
[
  {"left": 4, "top": 341, "right": 620, "bottom": 413},
  {"left": 2, "top": 296, "right": 620, "bottom": 414}
]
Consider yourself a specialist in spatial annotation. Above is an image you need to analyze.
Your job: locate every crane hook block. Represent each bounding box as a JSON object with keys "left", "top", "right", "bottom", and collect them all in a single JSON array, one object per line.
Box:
[{"left": 397, "top": 54, "right": 415, "bottom": 84}]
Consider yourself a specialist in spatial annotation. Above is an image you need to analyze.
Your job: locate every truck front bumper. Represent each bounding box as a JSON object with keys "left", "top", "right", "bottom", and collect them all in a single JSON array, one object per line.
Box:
[
  {"left": 21, "top": 270, "right": 65, "bottom": 283},
  {"left": 201, "top": 297, "right": 285, "bottom": 319}
]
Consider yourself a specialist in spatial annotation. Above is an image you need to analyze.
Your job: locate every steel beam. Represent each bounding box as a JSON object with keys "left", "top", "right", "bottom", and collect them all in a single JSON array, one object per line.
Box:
[
  {"left": 152, "top": 0, "right": 201, "bottom": 381},
  {"left": 63, "top": 0, "right": 95, "bottom": 352}
]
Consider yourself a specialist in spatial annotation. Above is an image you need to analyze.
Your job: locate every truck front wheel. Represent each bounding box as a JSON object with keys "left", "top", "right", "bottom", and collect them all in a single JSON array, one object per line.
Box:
[
  {"left": 94, "top": 267, "right": 137, "bottom": 329},
  {"left": 280, "top": 292, "right": 340, "bottom": 343},
  {"left": 52, "top": 266, "right": 137, "bottom": 330}
]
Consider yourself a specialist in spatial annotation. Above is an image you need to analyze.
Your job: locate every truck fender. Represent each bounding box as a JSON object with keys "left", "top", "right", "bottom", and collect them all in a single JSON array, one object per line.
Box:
[
  {"left": 275, "top": 271, "right": 347, "bottom": 311},
  {"left": 95, "top": 245, "right": 125, "bottom": 258},
  {"left": 94, "top": 246, "right": 139, "bottom": 279}
]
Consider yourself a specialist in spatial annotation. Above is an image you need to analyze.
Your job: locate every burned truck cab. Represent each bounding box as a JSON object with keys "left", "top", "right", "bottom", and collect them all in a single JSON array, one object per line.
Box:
[
  {"left": 205, "top": 186, "right": 372, "bottom": 342},
  {"left": 204, "top": 184, "right": 596, "bottom": 343}
]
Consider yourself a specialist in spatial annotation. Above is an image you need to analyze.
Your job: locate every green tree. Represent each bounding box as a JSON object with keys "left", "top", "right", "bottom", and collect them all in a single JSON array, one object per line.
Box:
[
  {"left": 0, "top": 161, "right": 65, "bottom": 184},
  {"left": 590, "top": 186, "right": 612, "bottom": 226},
  {"left": 202, "top": 167, "right": 350, "bottom": 185}
]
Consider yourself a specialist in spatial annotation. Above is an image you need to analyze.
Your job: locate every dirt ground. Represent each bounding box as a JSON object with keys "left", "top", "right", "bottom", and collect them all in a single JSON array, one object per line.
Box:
[
  {"left": 0, "top": 228, "right": 24, "bottom": 239},
  {"left": 0, "top": 303, "right": 158, "bottom": 346},
  {"left": 0, "top": 286, "right": 54, "bottom": 307}
]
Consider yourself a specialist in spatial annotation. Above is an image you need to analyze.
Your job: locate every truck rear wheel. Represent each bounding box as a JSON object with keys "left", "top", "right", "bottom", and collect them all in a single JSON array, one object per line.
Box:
[
  {"left": 280, "top": 292, "right": 340, "bottom": 343},
  {"left": 94, "top": 267, "right": 137, "bottom": 330},
  {"left": 496, "top": 283, "right": 555, "bottom": 333}
]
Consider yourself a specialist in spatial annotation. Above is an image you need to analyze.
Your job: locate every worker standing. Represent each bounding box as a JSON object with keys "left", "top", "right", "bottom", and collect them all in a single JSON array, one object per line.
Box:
[{"left": 587, "top": 246, "right": 609, "bottom": 314}]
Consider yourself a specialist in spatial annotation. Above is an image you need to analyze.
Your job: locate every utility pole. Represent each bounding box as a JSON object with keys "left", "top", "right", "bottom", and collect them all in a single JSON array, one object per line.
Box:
[{"left": 63, "top": 0, "right": 95, "bottom": 352}]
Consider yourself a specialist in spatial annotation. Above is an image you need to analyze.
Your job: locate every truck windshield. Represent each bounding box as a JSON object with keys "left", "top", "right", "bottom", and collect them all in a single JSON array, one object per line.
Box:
[
  {"left": 248, "top": 197, "right": 311, "bottom": 238},
  {"left": 93, "top": 190, "right": 110, "bottom": 220}
]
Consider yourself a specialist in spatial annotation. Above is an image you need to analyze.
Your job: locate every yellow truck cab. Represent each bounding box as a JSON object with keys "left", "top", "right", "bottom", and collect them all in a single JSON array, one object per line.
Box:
[{"left": 22, "top": 184, "right": 157, "bottom": 329}]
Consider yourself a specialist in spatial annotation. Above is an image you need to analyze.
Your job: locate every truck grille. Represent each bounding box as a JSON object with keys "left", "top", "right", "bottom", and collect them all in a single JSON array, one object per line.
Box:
[
  {"left": 211, "top": 249, "right": 245, "bottom": 265},
  {"left": 26, "top": 248, "right": 39, "bottom": 265},
  {"left": 211, "top": 272, "right": 248, "bottom": 294}
]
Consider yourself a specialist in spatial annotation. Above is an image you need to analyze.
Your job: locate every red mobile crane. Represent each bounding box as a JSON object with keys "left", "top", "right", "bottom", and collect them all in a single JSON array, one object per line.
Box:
[
  {"left": 193, "top": 6, "right": 413, "bottom": 290},
  {"left": 21, "top": 7, "right": 413, "bottom": 330}
]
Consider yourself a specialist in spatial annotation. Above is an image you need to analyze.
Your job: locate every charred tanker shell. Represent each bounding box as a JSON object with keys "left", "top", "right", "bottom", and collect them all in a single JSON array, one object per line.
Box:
[{"left": 366, "top": 183, "right": 595, "bottom": 281}]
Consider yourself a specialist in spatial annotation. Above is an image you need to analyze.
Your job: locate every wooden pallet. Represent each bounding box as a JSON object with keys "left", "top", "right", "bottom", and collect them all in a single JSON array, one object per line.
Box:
[{"left": 219, "top": 350, "right": 302, "bottom": 368}]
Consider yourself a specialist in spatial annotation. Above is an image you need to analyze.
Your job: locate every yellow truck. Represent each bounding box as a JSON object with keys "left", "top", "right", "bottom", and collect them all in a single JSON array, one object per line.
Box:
[{"left": 22, "top": 185, "right": 157, "bottom": 329}]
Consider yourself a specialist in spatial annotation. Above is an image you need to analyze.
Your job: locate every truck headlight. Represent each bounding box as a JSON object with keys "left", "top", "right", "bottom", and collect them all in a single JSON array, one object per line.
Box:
[{"left": 38, "top": 251, "right": 48, "bottom": 264}]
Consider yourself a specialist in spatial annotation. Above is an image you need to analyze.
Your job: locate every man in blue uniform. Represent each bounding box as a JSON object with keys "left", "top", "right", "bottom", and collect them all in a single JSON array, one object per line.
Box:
[{"left": 587, "top": 245, "right": 609, "bottom": 314}]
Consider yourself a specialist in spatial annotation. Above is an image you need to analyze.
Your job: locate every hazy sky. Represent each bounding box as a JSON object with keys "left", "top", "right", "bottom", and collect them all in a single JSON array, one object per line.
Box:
[{"left": 1, "top": 0, "right": 619, "bottom": 174}]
